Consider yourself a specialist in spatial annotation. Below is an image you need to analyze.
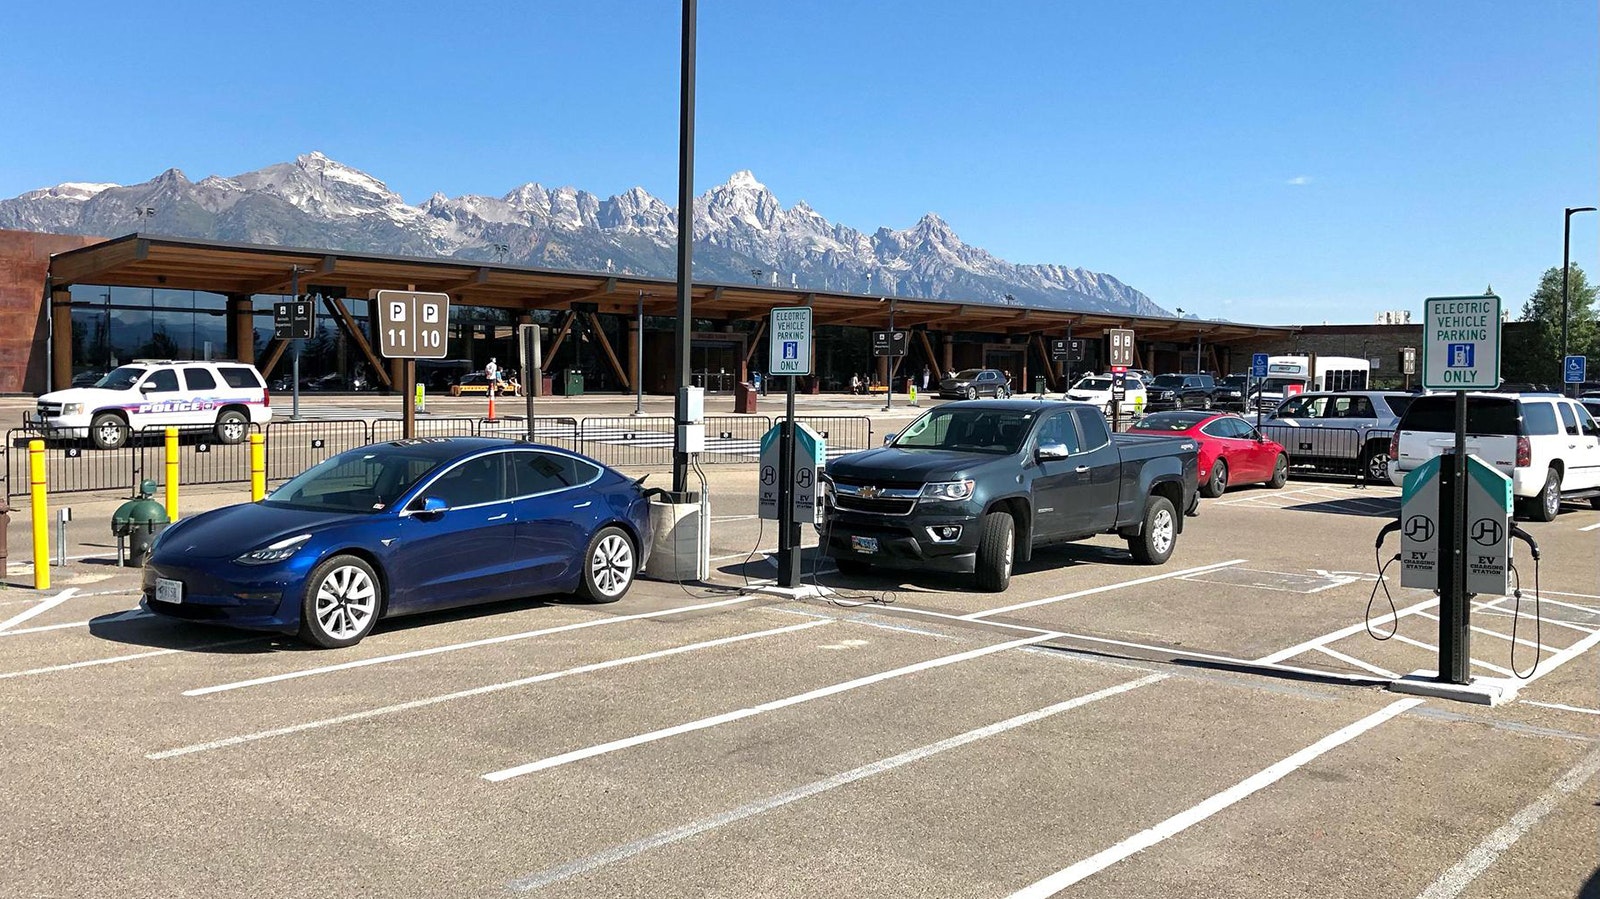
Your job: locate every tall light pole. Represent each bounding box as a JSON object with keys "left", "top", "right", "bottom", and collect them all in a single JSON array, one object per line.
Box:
[
  {"left": 1562, "top": 206, "right": 1596, "bottom": 396},
  {"left": 633, "top": 290, "right": 649, "bottom": 416},
  {"left": 670, "top": 0, "right": 697, "bottom": 499},
  {"left": 881, "top": 296, "right": 896, "bottom": 412}
]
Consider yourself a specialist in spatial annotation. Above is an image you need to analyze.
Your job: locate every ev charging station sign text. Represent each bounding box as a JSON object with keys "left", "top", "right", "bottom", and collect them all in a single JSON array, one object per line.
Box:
[
  {"left": 769, "top": 307, "right": 813, "bottom": 376},
  {"left": 1423, "top": 295, "right": 1500, "bottom": 390}
]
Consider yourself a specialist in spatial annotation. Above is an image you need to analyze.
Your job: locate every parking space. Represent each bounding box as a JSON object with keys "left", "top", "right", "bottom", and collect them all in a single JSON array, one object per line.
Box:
[{"left": 4, "top": 456, "right": 1600, "bottom": 897}]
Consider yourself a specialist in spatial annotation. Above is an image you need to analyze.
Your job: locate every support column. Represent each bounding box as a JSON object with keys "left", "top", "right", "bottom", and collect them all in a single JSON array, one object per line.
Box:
[
  {"left": 50, "top": 288, "right": 72, "bottom": 392},
  {"left": 626, "top": 318, "right": 640, "bottom": 391},
  {"left": 227, "top": 294, "right": 254, "bottom": 364},
  {"left": 941, "top": 332, "right": 953, "bottom": 375}
]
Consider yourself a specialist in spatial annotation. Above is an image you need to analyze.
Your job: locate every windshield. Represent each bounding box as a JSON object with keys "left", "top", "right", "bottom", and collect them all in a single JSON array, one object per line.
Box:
[
  {"left": 892, "top": 407, "right": 1035, "bottom": 454},
  {"left": 1219, "top": 376, "right": 1248, "bottom": 388},
  {"left": 95, "top": 366, "right": 148, "bottom": 391},
  {"left": 1073, "top": 378, "right": 1112, "bottom": 391},
  {"left": 1400, "top": 396, "right": 1522, "bottom": 436},
  {"left": 1250, "top": 377, "right": 1305, "bottom": 395},
  {"left": 265, "top": 448, "right": 447, "bottom": 512},
  {"left": 950, "top": 369, "right": 983, "bottom": 380},
  {"left": 1132, "top": 412, "right": 1208, "bottom": 431}
]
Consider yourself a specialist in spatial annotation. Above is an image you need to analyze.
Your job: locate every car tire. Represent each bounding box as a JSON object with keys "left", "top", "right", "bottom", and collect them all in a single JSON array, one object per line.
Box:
[
  {"left": 1529, "top": 468, "right": 1561, "bottom": 522},
  {"left": 298, "top": 554, "right": 382, "bottom": 649},
  {"left": 1268, "top": 454, "right": 1289, "bottom": 489},
  {"left": 1201, "top": 460, "right": 1228, "bottom": 498},
  {"left": 966, "top": 387, "right": 978, "bottom": 400},
  {"left": 1362, "top": 443, "right": 1390, "bottom": 483},
  {"left": 89, "top": 412, "right": 128, "bottom": 451},
  {"left": 1589, "top": 496, "right": 1600, "bottom": 511},
  {"left": 1201, "top": 396, "right": 1213, "bottom": 410},
  {"left": 214, "top": 409, "right": 249, "bottom": 444},
  {"left": 1127, "top": 495, "right": 1177, "bottom": 565},
  {"left": 973, "top": 511, "right": 1015, "bottom": 592},
  {"left": 578, "top": 525, "right": 636, "bottom": 603},
  {"left": 834, "top": 557, "right": 873, "bottom": 576}
]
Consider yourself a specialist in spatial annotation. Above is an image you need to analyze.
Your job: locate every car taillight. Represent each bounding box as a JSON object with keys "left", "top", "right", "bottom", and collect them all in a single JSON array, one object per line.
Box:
[
  {"left": 1388, "top": 432, "right": 1399, "bottom": 461},
  {"left": 263, "top": 389, "right": 270, "bottom": 407},
  {"left": 1516, "top": 436, "right": 1530, "bottom": 468}
]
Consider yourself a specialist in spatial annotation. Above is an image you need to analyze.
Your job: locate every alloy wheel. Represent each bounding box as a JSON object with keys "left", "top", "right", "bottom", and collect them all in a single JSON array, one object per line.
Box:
[
  {"left": 1151, "top": 508, "right": 1175, "bottom": 555},
  {"left": 313, "top": 565, "right": 377, "bottom": 641},
  {"left": 590, "top": 533, "right": 634, "bottom": 598}
]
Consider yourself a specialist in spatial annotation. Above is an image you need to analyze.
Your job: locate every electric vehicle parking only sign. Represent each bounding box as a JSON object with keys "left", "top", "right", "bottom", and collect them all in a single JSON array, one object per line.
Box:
[
  {"left": 769, "top": 307, "right": 812, "bottom": 376},
  {"left": 1423, "top": 294, "right": 1500, "bottom": 390}
]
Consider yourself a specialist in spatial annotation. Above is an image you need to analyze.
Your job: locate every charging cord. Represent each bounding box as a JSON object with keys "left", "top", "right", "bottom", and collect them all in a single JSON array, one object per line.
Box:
[
  {"left": 1366, "top": 519, "right": 1403, "bottom": 640},
  {"left": 1507, "top": 524, "right": 1543, "bottom": 680}
]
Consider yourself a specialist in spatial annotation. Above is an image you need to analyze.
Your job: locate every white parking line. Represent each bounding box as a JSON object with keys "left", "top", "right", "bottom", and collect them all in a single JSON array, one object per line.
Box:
[
  {"left": 0, "top": 637, "right": 255, "bottom": 681},
  {"left": 0, "top": 609, "right": 150, "bottom": 638},
  {"left": 960, "top": 560, "right": 1247, "bottom": 620},
  {"left": 184, "top": 595, "right": 762, "bottom": 697},
  {"left": 506, "top": 673, "right": 1167, "bottom": 892},
  {"left": 1310, "top": 645, "right": 1398, "bottom": 679},
  {"left": 0, "top": 588, "right": 79, "bottom": 633},
  {"left": 149, "top": 619, "right": 830, "bottom": 759},
  {"left": 1006, "top": 698, "right": 1424, "bottom": 898},
  {"left": 1473, "top": 597, "right": 1597, "bottom": 635},
  {"left": 1385, "top": 633, "right": 1516, "bottom": 676},
  {"left": 1414, "top": 742, "right": 1600, "bottom": 899},
  {"left": 1517, "top": 624, "right": 1600, "bottom": 686},
  {"left": 1414, "top": 610, "right": 1549, "bottom": 652},
  {"left": 1520, "top": 700, "right": 1600, "bottom": 716},
  {"left": 1256, "top": 597, "right": 1440, "bottom": 664},
  {"left": 482, "top": 633, "right": 1059, "bottom": 782},
  {"left": 1579, "top": 522, "right": 1600, "bottom": 532}
]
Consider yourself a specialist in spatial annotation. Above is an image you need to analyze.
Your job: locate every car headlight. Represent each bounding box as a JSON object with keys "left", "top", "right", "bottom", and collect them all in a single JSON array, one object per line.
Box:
[
  {"left": 921, "top": 480, "right": 975, "bottom": 502},
  {"left": 235, "top": 533, "right": 312, "bottom": 565},
  {"left": 60, "top": 403, "right": 84, "bottom": 416}
]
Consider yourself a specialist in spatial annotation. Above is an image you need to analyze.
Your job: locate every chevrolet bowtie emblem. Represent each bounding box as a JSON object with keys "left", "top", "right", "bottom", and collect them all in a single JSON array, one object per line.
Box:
[{"left": 859, "top": 486, "right": 882, "bottom": 499}]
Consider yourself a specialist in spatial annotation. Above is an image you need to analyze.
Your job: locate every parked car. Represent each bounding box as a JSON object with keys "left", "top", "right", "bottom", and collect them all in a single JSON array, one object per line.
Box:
[
  {"left": 1389, "top": 393, "right": 1600, "bottom": 521},
  {"left": 1263, "top": 391, "right": 1417, "bottom": 482},
  {"left": 31, "top": 360, "right": 271, "bottom": 450},
  {"left": 1063, "top": 373, "right": 1148, "bottom": 415},
  {"left": 142, "top": 437, "right": 652, "bottom": 647},
  {"left": 937, "top": 368, "right": 1011, "bottom": 400},
  {"left": 821, "top": 399, "right": 1200, "bottom": 591},
  {"left": 1130, "top": 411, "right": 1287, "bottom": 497},
  {"left": 70, "top": 369, "right": 109, "bottom": 388},
  {"left": 1215, "top": 375, "right": 1250, "bottom": 410},
  {"left": 1145, "top": 373, "right": 1219, "bottom": 411},
  {"left": 304, "top": 372, "right": 370, "bottom": 392}
]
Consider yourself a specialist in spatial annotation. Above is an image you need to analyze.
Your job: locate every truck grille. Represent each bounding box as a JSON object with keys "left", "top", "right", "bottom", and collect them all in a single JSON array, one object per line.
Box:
[
  {"left": 36, "top": 401, "right": 61, "bottom": 417},
  {"left": 831, "top": 480, "right": 921, "bottom": 516}
]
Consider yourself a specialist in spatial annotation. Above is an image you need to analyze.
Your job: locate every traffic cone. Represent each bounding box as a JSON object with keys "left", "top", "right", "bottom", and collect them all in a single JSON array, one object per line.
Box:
[{"left": 487, "top": 384, "right": 496, "bottom": 422}]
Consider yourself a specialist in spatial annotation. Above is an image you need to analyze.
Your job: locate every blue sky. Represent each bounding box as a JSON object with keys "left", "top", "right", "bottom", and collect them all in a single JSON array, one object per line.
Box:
[{"left": 1, "top": 1, "right": 1594, "bottom": 324}]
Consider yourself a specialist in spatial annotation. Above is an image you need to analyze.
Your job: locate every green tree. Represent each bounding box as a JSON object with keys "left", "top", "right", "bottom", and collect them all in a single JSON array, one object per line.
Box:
[{"left": 1516, "top": 264, "right": 1597, "bottom": 384}]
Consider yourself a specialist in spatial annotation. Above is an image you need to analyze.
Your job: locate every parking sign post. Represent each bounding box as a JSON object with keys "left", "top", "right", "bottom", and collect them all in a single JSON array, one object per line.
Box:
[
  {"left": 770, "top": 307, "right": 813, "bottom": 587},
  {"left": 1422, "top": 293, "right": 1502, "bottom": 686},
  {"left": 375, "top": 290, "right": 451, "bottom": 439}
]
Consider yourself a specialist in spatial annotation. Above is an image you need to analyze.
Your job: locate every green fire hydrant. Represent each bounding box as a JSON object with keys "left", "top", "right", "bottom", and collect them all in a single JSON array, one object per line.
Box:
[{"left": 112, "top": 479, "right": 170, "bottom": 568}]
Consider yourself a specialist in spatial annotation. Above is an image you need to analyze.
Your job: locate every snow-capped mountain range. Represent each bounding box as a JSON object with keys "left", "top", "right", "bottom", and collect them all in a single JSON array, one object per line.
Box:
[{"left": 0, "top": 152, "right": 1169, "bottom": 317}]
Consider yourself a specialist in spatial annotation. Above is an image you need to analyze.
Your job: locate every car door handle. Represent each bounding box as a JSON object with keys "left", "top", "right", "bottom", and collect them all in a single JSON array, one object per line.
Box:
[
  {"left": 1075, "top": 465, "right": 1090, "bottom": 473},
  {"left": 573, "top": 500, "right": 592, "bottom": 509},
  {"left": 487, "top": 512, "right": 508, "bottom": 521}
]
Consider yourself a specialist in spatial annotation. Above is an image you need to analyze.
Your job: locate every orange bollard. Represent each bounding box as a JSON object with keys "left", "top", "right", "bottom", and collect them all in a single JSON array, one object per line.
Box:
[{"left": 487, "top": 382, "right": 496, "bottom": 422}]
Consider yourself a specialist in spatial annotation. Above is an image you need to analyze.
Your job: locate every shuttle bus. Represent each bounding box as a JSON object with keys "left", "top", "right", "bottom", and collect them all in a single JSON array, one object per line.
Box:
[{"left": 1248, "top": 355, "right": 1370, "bottom": 412}]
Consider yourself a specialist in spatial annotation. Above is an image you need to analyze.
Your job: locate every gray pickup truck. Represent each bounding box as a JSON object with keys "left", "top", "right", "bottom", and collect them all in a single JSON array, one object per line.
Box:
[{"left": 821, "top": 399, "right": 1200, "bottom": 591}]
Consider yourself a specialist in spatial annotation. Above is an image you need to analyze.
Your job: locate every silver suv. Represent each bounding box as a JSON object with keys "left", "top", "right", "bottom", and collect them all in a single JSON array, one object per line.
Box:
[{"left": 1262, "top": 391, "right": 1417, "bottom": 482}]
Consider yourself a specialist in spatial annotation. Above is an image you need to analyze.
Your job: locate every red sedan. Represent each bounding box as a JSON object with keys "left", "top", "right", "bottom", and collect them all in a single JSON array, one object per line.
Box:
[{"left": 1129, "top": 411, "right": 1288, "bottom": 497}]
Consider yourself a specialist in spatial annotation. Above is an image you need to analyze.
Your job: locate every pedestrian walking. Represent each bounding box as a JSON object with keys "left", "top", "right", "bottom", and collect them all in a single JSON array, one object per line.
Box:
[{"left": 922, "top": 365, "right": 930, "bottom": 390}]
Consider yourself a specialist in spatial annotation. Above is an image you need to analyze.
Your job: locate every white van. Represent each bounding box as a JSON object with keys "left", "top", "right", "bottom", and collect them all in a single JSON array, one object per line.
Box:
[
  {"left": 1248, "top": 355, "right": 1371, "bottom": 413},
  {"left": 1388, "top": 393, "right": 1600, "bottom": 521},
  {"left": 32, "top": 360, "right": 273, "bottom": 450}
]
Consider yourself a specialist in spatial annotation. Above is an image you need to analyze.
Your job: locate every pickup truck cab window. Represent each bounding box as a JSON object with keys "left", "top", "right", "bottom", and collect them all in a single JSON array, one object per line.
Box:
[
  {"left": 1072, "top": 408, "right": 1111, "bottom": 450},
  {"left": 1036, "top": 412, "right": 1081, "bottom": 454},
  {"left": 892, "top": 407, "right": 1034, "bottom": 455}
]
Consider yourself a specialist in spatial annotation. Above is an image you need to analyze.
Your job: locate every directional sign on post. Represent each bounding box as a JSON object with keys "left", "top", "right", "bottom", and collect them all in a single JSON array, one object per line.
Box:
[
  {"left": 1050, "top": 338, "right": 1086, "bottom": 363},
  {"left": 1251, "top": 353, "right": 1269, "bottom": 379},
  {"left": 274, "top": 299, "right": 314, "bottom": 340},
  {"left": 770, "top": 307, "right": 813, "bottom": 376},
  {"left": 375, "top": 290, "right": 449, "bottom": 359},
  {"left": 1565, "top": 355, "right": 1587, "bottom": 384},
  {"left": 1401, "top": 347, "right": 1417, "bottom": 375},
  {"left": 871, "top": 330, "right": 908, "bottom": 357},
  {"left": 1109, "top": 329, "right": 1135, "bottom": 369},
  {"left": 1423, "top": 295, "right": 1500, "bottom": 389}
]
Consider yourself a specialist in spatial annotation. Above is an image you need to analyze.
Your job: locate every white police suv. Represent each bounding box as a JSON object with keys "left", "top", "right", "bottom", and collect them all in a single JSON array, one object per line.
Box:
[{"left": 33, "top": 360, "right": 272, "bottom": 449}]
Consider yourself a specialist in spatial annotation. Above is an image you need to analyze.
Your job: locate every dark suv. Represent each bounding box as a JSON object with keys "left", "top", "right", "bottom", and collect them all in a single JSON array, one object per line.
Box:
[
  {"left": 1146, "top": 374, "right": 1218, "bottom": 411},
  {"left": 938, "top": 368, "right": 1011, "bottom": 400}
]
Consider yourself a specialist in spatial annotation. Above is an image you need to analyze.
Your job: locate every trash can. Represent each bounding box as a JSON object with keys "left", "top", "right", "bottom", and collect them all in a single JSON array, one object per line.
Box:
[
  {"left": 539, "top": 374, "right": 554, "bottom": 397},
  {"left": 561, "top": 369, "right": 585, "bottom": 397},
  {"left": 735, "top": 382, "right": 759, "bottom": 414},
  {"left": 111, "top": 479, "right": 170, "bottom": 567},
  {"left": 1033, "top": 376, "right": 1047, "bottom": 394}
]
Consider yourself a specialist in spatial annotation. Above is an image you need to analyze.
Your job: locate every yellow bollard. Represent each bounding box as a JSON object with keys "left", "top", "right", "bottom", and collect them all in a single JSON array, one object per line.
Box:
[
  {"left": 164, "top": 428, "right": 179, "bottom": 522},
  {"left": 28, "top": 439, "right": 47, "bottom": 590},
  {"left": 250, "top": 433, "right": 266, "bottom": 502}
]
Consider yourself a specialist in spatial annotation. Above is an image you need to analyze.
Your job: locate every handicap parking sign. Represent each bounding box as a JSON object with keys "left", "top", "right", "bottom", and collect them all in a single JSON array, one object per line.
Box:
[
  {"left": 1446, "top": 343, "right": 1474, "bottom": 369},
  {"left": 1251, "top": 353, "right": 1268, "bottom": 378},
  {"left": 1565, "top": 354, "right": 1586, "bottom": 384}
]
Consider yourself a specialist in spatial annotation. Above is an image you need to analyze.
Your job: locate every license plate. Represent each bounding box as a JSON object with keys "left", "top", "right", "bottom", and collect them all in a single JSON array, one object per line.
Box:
[
  {"left": 155, "top": 577, "right": 183, "bottom": 605},
  {"left": 850, "top": 535, "right": 879, "bottom": 554}
]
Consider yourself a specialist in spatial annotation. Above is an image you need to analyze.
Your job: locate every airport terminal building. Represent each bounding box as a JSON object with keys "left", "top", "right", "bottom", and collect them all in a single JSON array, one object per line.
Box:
[{"left": 0, "top": 227, "right": 1422, "bottom": 397}]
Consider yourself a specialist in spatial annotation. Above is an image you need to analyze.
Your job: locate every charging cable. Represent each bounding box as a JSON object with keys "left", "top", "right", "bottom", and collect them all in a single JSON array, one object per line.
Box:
[
  {"left": 1366, "top": 520, "right": 1403, "bottom": 640},
  {"left": 1506, "top": 524, "right": 1543, "bottom": 680}
]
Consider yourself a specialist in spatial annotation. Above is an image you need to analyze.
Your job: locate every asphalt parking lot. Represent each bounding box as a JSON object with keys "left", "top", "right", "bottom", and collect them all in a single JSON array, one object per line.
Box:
[{"left": 3, "top": 405, "right": 1600, "bottom": 898}]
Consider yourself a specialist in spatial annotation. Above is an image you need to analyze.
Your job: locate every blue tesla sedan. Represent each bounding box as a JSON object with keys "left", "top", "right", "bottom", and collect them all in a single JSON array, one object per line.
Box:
[{"left": 142, "top": 437, "right": 653, "bottom": 647}]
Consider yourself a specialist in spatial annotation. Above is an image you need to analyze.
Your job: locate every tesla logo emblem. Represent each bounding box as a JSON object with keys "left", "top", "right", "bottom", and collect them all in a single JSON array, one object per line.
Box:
[
  {"left": 1404, "top": 515, "right": 1435, "bottom": 542},
  {"left": 1471, "top": 518, "right": 1503, "bottom": 546},
  {"left": 859, "top": 486, "right": 881, "bottom": 499}
]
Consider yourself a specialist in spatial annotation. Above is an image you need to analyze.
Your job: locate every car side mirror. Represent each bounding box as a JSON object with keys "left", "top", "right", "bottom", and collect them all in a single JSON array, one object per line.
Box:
[
  {"left": 883, "top": 433, "right": 898, "bottom": 446},
  {"left": 1036, "top": 443, "right": 1070, "bottom": 462},
  {"left": 138, "top": 381, "right": 158, "bottom": 392},
  {"left": 413, "top": 496, "right": 448, "bottom": 518}
]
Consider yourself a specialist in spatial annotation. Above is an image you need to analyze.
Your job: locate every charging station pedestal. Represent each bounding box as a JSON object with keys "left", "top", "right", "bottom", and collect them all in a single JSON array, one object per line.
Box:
[{"left": 644, "top": 386, "right": 711, "bottom": 583}]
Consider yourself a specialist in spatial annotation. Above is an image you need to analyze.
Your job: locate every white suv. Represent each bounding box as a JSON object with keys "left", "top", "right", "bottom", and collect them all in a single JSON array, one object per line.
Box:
[
  {"left": 1389, "top": 393, "right": 1600, "bottom": 521},
  {"left": 33, "top": 361, "right": 272, "bottom": 450}
]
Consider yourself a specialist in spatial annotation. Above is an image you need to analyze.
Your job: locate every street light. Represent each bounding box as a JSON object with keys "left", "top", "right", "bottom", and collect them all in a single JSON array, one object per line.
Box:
[
  {"left": 881, "top": 296, "right": 896, "bottom": 412},
  {"left": 1562, "top": 206, "right": 1596, "bottom": 396}
]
